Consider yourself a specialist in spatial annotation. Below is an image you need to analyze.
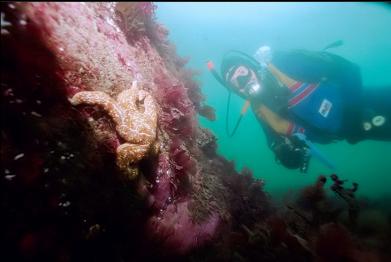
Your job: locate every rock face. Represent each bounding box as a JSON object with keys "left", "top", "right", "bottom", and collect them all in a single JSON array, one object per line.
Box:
[{"left": 1, "top": 2, "right": 272, "bottom": 260}]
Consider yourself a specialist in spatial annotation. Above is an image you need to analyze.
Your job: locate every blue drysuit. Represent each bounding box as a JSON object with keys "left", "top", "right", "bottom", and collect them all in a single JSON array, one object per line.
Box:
[{"left": 255, "top": 49, "right": 391, "bottom": 148}]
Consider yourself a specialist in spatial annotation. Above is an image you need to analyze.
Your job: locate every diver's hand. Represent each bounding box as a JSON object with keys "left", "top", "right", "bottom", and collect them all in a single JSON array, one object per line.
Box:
[
  {"left": 272, "top": 136, "right": 310, "bottom": 172},
  {"left": 290, "top": 134, "right": 308, "bottom": 149},
  {"left": 254, "top": 45, "right": 272, "bottom": 67}
]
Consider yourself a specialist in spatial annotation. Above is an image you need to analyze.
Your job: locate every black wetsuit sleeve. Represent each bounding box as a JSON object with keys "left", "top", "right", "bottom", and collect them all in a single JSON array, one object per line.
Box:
[
  {"left": 256, "top": 113, "right": 307, "bottom": 170},
  {"left": 256, "top": 115, "right": 282, "bottom": 150}
]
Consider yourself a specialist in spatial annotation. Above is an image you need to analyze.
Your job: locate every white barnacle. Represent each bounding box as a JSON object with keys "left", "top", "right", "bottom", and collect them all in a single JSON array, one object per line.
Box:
[
  {"left": 1, "top": 12, "right": 11, "bottom": 27},
  {"left": 31, "top": 111, "right": 42, "bottom": 118},
  {"left": 1, "top": 28, "right": 9, "bottom": 35},
  {"left": 14, "top": 153, "right": 24, "bottom": 160},
  {"left": 5, "top": 175, "right": 16, "bottom": 181}
]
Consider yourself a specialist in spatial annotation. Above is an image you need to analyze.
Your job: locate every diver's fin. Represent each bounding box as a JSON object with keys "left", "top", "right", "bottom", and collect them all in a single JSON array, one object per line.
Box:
[{"left": 322, "top": 40, "right": 344, "bottom": 51}]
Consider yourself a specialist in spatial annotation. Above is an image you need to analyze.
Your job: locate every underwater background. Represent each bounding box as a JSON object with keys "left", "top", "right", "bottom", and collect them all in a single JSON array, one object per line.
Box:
[{"left": 155, "top": 2, "right": 391, "bottom": 203}]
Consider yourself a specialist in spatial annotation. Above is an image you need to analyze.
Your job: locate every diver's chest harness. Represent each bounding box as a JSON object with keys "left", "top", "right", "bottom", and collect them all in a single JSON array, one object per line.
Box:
[{"left": 262, "top": 64, "right": 343, "bottom": 137}]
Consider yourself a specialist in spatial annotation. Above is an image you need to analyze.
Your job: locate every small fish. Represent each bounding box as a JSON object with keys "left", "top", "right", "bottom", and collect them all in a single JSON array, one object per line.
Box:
[{"left": 322, "top": 40, "right": 344, "bottom": 51}]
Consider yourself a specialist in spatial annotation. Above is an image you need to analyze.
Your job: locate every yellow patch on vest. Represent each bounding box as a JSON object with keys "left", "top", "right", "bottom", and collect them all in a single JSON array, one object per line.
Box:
[{"left": 256, "top": 104, "right": 291, "bottom": 134}]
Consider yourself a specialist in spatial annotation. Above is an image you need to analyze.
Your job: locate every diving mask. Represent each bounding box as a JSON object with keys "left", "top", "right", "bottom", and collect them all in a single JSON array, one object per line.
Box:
[{"left": 230, "top": 66, "right": 262, "bottom": 98}]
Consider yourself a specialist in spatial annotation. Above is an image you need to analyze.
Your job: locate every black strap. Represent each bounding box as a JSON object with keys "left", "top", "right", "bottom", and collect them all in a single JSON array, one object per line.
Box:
[
  {"left": 223, "top": 50, "right": 262, "bottom": 68},
  {"left": 225, "top": 91, "right": 244, "bottom": 137},
  {"left": 208, "top": 59, "right": 246, "bottom": 137},
  {"left": 210, "top": 67, "right": 229, "bottom": 89}
]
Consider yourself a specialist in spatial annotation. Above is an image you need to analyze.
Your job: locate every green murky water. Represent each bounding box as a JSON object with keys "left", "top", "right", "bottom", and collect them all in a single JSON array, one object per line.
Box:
[{"left": 155, "top": 2, "right": 391, "bottom": 201}]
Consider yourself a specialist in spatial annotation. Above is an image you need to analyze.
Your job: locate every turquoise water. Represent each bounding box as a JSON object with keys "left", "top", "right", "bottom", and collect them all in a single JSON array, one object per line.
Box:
[{"left": 155, "top": 2, "right": 391, "bottom": 201}]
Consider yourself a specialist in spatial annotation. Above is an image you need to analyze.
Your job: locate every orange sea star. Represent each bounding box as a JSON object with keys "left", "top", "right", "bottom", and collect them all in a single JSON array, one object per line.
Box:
[{"left": 69, "top": 80, "right": 158, "bottom": 179}]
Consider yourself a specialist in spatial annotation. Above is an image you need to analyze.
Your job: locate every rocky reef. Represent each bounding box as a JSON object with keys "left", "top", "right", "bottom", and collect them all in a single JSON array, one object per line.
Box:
[{"left": 1, "top": 2, "right": 390, "bottom": 262}]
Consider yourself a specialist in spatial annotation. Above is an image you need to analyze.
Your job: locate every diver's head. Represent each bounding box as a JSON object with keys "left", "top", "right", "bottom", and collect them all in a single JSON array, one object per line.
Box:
[
  {"left": 221, "top": 53, "right": 263, "bottom": 100},
  {"left": 225, "top": 65, "right": 261, "bottom": 99}
]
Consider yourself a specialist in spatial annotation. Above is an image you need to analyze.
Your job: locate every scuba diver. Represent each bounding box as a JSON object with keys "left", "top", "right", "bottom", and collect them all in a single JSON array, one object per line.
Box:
[{"left": 207, "top": 42, "right": 391, "bottom": 172}]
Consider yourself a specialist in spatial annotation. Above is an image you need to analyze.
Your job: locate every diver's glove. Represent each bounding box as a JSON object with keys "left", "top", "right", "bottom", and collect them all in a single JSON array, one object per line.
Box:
[
  {"left": 272, "top": 135, "right": 311, "bottom": 173},
  {"left": 254, "top": 45, "right": 272, "bottom": 67},
  {"left": 293, "top": 132, "right": 336, "bottom": 171}
]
